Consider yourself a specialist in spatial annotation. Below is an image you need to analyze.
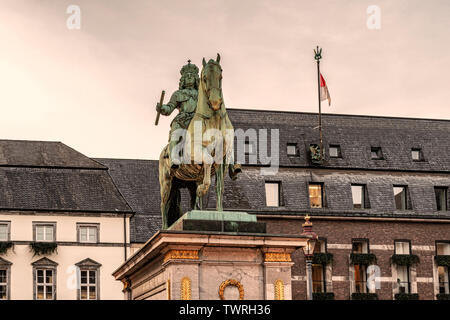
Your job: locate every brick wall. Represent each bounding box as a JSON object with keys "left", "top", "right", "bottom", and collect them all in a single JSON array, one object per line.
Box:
[{"left": 260, "top": 217, "right": 450, "bottom": 300}]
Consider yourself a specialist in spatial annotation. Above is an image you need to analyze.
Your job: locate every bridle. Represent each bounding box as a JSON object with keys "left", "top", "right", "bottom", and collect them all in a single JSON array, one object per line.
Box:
[{"left": 201, "top": 62, "right": 223, "bottom": 111}]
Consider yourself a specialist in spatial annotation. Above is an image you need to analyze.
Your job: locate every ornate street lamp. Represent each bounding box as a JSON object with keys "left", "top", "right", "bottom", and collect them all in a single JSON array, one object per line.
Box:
[{"left": 301, "top": 215, "right": 318, "bottom": 300}]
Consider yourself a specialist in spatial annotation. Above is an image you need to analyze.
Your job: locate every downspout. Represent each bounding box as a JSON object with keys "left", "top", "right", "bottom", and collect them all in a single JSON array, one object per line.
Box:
[{"left": 123, "top": 213, "right": 127, "bottom": 261}]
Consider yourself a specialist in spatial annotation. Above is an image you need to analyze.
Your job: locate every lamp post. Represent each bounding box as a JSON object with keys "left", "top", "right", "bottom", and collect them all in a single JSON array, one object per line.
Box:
[{"left": 301, "top": 215, "right": 318, "bottom": 300}]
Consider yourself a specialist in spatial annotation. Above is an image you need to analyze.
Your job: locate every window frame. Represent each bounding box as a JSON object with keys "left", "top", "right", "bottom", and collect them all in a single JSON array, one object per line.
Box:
[
  {"left": 351, "top": 184, "right": 370, "bottom": 209},
  {"left": 244, "top": 140, "right": 255, "bottom": 155},
  {"left": 396, "top": 264, "right": 411, "bottom": 294},
  {"left": 394, "top": 239, "right": 412, "bottom": 255},
  {"left": 286, "top": 143, "right": 298, "bottom": 157},
  {"left": 0, "top": 258, "right": 11, "bottom": 300},
  {"left": 0, "top": 221, "right": 11, "bottom": 242},
  {"left": 308, "top": 182, "right": 324, "bottom": 209},
  {"left": 393, "top": 185, "right": 409, "bottom": 210},
  {"left": 264, "top": 181, "right": 281, "bottom": 207},
  {"left": 352, "top": 238, "right": 370, "bottom": 254},
  {"left": 370, "top": 147, "right": 383, "bottom": 160},
  {"left": 76, "top": 223, "right": 100, "bottom": 244},
  {"left": 434, "top": 187, "right": 448, "bottom": 211},
  {"left": 32, "top": 222, "right": 56, "bottom": 242},
  {"left": 79, "top": 269, "right": 99, "bottom": 300},
  {"left": 75, "top": 258, "right": 101, "bottom": 300},
  {"left": 411, "top": 148, "right": 423, "bottom": 162},
  {"left": 435, "top": 241, "right": 450, "bottom": 256},
  {"left": 329, "top": 144, "right": 342, "bottom": 158}
]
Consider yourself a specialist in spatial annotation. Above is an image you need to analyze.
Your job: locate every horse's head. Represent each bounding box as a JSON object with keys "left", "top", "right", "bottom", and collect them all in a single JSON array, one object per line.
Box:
[{"left": 201, "top": 53, "right": 223, "bottom": 112}]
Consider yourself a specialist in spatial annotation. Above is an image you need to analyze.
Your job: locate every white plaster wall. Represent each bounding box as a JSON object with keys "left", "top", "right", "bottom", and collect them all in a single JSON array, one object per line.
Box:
[{"left": 0, "top": 213, "right": 130, "bottom": 300}]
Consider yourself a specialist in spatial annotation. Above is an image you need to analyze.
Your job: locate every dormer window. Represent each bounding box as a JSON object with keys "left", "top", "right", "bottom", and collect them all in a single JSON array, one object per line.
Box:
[
  {"left": 411, "top": 148, "right": 422, "bottom": 161},
  {"left": 371, "top": 147, "right": 383, "bottom": 160},
  {"left": 329, "top": 145, "right": 341, "bottom": 158},
  {"left": 287, "top": 143, "right": 298, "bottom": 156},
  {"left": 265, "top": 182, "right": 281, "bottom": 207},
  {"left": 244, "top": 141, "right": 255, "bottom": 155}
]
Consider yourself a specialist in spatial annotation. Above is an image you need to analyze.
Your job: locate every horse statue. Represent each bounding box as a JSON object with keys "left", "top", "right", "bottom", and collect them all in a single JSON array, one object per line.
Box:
[{"left": 159, "top": 54, "right": 241, "bottom": 229}]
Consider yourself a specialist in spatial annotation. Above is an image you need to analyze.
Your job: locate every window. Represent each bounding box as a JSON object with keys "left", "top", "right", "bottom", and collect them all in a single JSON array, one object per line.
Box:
[
  {"left": 354, "top": 264, "right": 367, "bottom": 293},
  {"left": 0, "top": 222, "right": 10, "bottom": 241},
  {"left": 312, "top": 264, "right": 327, "bottom": 293},
  {"left": 351, "top": 185, "right": 369, "bottom": 209},
  {"left": 352, "top": 239, "right": 369, "bottom": 254},
  {"left": 438, "top": 266, "right": 450, "bottom": 294},
  {"left": 0, "top": 269, "right": 7, "bottom": 300},
  {"left": 244, "top": 141, "right": 255, "bottom": 155},
  {"left": 287, "top": 143, "right": 297, "bottom": 156},
  {"left": 395, "top": 240, "right": 411, "bottom": 255},
  {"left": 80, "top": 270, "right": 98, "bottom": 300},
  {"left": 393, "top": 186, "right": 408, "bottom": 210},
  {"left": 435, "top": 187, "right": 448, "bottom": 211},
  {"left": 36, "top": 269, "right": 54, "bottom": 300},
  {"left": 309, "top": 183, "right": 324, "bottom": 208},
  {"left": 33, "top": 223, "right": 56, "bottom": 242},
  {"left": 370, "top": 147, "right": 383, "bottom": 160},
  {"left": 436, "top": 242, "right": 450, "bottom": 255},
  {"left": 0, "top": 258, "right": 11, "bottom": 301},
  {"left": 329, "top": 145, "right": 341, "bottom": 158},
  {"left": 312, "top": 239, "right": 328, "bottom": 293},
  {"left": 411, "top": 148, "right": 422, "bottom": 161},
  {"left": 76, "top": 258, "right": 101, "bottom": 300},
  {"left": 314, "top": 238, "right": 327, "bottom": 254},
  {"left": 265, "top": 182, "right": 280, "bottom": 207},
  {"left": 352, "top": 239, "right": 369, "bottom": 293},
  {"left": 397, "top": 265, "right": 410, "bottom": 293},
  {"left": 32, "top": 257, "right": 57, "bottom": 300},
  {"left": 436, "top": 242, "right": 450, "bottom": 295},
  {"left": 77, "top": 224, "right": 99, "bottom": 243}
]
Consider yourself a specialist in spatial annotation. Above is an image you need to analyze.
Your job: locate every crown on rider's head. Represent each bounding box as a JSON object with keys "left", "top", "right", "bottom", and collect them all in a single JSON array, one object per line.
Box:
[{"left": 180, "top": 59, "right": 199, "bottom": 76}]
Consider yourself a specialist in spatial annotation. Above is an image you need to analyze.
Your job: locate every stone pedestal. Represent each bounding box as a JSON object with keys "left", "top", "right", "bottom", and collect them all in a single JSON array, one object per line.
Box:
[{"left": 113, "top": 211, "right": 311, "bottom": 300}]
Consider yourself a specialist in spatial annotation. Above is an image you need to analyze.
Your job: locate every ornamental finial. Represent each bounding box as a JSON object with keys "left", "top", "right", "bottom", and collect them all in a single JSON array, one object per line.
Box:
[{"left": 314, "top": 46, "right": 322, "bottom": 61}]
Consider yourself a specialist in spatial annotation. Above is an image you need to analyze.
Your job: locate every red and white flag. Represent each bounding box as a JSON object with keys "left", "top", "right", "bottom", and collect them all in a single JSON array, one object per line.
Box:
[{"left": 320, "top": 73, "right": 331, "bottom": 106}]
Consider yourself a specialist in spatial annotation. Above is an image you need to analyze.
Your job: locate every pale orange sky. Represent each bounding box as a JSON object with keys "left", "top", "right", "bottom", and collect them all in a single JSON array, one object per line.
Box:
[{"left": 0, "top": 0, "right": 449, "bottom": 160}]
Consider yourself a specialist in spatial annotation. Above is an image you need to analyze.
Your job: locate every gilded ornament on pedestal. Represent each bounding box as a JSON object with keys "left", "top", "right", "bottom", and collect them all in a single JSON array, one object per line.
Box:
[
  {"left": 264, "top": 252, "right": 292, "bottom": 262},
  {"left": 181, "top": 277, "right": 191, "bottom": 300},
  {"left": 218, "top": 279, "right": 244, "bottom": 300},
  {"left": 163, "top": 249, "right": 199, "bottom": 262},
  {"left": 274, "top": 279, "right": 285, "bottom": 300}
]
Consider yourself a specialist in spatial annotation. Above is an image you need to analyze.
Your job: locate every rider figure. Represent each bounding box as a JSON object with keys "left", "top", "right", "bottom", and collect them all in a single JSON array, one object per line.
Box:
[{"left": 156, "top": 60, "right": 199, "bottom": 169}]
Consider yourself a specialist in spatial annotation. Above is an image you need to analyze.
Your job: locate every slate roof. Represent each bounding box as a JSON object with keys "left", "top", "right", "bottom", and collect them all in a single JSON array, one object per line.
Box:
[
  {"left": 96, "top": 109, "right": 450, "bottom": 243},
  {"left": 94, "top": 159, "right": 162, "bottom": 242},
  {"left": 227, "top": 109, "right": 450, "bottom": 172},
  {"left": 0, "top": 140, "right": 132, "bottom": 213}
]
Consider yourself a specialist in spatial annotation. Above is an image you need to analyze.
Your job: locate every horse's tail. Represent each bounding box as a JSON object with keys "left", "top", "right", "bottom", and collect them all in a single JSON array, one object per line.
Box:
[{"left": 159, "top": 145, "right": 172, "bottom": 229}]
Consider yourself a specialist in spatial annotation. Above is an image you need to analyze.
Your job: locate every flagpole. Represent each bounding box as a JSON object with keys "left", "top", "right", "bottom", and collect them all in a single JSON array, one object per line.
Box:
[{"left": 314, "top": 46, "right": 323, "bottom": 161}]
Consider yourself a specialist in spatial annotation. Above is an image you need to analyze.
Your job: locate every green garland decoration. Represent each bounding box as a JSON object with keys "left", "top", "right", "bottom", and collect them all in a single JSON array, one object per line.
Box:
[
  {"left": 435, "top": 255, "right": 450, "bottom": 267},
  {"left": 29, "top": 242, "right": 58, "bottom": 256},
  {"left": 395, "top": 293, "right": 419, "bottom": 300},
  {"left": 350, "top": 253, "right": 377, "bottom": 265},
  {"left": 436, "top": 294, "right": 450, "bottom": 300},
  {"left": 312, "top": 253, "right": 333, "bottom": 265},
  {"left": 351, "top": 293, "right": 378, "bottom": 300},
  {"left": 0, "top": 242, "right": 13, "bottom": 255},
  {"left": 391, "top": 254, "right": 420, "bottom": 266},
  {"left": 313, "top": 292, "right": 335, "bottom": 300}
]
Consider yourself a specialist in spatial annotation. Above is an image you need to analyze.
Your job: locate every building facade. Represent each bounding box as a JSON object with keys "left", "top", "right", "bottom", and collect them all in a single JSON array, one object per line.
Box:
[
  {"left": 1, "top": 109, "right": 449, "bottom": 300},
  {"left": 0, "top": 140, "right": 132, "bottom": 300},
  {"left": 97, "top": 109, "right": 450, "bottom": 300}
]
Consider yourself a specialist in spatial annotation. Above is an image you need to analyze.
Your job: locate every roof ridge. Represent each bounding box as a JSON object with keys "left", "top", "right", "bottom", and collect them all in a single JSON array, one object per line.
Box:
[{"left": 227, "top": 107, "right": 450, "bottom": 122}]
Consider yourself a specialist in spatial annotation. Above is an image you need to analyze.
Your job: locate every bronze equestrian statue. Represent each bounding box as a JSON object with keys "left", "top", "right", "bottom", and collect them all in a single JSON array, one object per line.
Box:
[{"left": 157, "top": 54, "right": 241, "bottom": 229}]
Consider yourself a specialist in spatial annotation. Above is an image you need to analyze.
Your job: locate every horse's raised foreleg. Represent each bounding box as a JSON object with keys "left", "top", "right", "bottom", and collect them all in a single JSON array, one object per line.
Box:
[
  {"left": 215, "top": 163, "right": 224, "bottom": 211},
  {"left": 195, "top": 164, "right": 211, "bottom": 210}
]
